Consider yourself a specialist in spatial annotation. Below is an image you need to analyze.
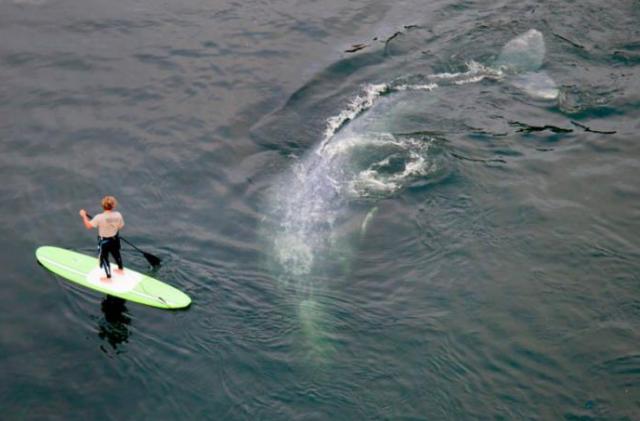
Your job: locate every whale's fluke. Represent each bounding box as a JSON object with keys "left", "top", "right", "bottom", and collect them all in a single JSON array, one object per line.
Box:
[
  {"left": 496, "top": 29, "right": 558, "bottom": 100},
  {"left": 497, "top": 29, "right": 546, "bottom": 72}
]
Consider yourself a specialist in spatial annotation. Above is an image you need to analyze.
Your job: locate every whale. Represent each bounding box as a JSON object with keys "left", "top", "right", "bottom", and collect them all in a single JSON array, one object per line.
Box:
[{"left": 266, "top": 29, "right": 557, "bottom": 359}]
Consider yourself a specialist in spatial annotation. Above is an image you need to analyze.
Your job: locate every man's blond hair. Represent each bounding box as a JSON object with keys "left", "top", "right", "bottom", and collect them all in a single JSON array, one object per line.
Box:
[{"left": 101, "top": 196, "right": 118, "bottom": 211}]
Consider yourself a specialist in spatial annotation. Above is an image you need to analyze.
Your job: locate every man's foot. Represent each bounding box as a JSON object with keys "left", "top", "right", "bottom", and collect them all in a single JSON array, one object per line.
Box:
[
  {"left": 100, "top": 275, "right": 112, "bottom": 282},
  {"left": 114, "top": 268, "right": 125, "bottom": 276}
]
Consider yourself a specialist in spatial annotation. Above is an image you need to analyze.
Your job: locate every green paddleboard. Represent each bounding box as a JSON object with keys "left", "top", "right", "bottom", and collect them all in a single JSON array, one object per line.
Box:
[{"left": 36, "top": 246, "right": 191, "bottom": 309}]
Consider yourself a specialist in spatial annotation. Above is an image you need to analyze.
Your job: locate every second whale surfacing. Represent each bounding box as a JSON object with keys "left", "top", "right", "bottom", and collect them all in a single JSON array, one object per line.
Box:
[{"left": 265, "top": 29, "right": 559, "bottom": 360}]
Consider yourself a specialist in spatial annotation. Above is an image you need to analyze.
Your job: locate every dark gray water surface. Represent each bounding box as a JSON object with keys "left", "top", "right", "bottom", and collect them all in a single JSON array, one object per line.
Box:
[{"left": 2, "top": 0, "right": 640, "bottom": 419}]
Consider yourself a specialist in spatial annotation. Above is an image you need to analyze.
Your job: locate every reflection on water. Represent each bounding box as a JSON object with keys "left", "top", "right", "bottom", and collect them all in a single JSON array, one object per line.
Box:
[{"left": 98, "top": 296, "right": 131, "bottom": 353}]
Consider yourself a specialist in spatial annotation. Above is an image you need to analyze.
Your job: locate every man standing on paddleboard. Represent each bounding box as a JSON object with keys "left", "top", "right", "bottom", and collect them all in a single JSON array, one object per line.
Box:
[{"left": 78, "top": 196, "right": 125, "bottom": 281}]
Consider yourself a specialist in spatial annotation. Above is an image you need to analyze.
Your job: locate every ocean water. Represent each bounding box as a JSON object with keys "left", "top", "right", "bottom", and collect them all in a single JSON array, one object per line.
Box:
[{"left": 1, "top": 0, "right": 639, "bottom": 419}]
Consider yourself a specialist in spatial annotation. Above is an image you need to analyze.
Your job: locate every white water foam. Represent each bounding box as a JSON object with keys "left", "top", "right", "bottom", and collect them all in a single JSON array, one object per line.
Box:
[
  {"left": 392, "top": 83, "right": 439, "bottom": 91},
  {"left": 319, "top": 82, "right": 440, "bottom": 153},
  {"left": 427, "top": 60, "right": 503, "bottom": 85},
  {"left": 348, "top": 135, "right": 434, "bottom": 196},
  {"left": 318, "top": 61, "right": 502, "bottom": 155},
  {"left": 320, "top": 83, "right": 389, "bottom": 150}
]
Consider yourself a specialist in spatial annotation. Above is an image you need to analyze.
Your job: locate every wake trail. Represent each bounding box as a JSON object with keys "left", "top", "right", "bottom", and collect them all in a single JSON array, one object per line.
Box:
[{"left": 318, "top": 61, "right": 503, "bottom": 152}]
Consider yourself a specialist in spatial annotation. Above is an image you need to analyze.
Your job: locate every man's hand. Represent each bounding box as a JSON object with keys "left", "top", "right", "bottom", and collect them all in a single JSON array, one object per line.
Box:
[{"left": 79, "top": 209, "right": 93, "bottom": 230}]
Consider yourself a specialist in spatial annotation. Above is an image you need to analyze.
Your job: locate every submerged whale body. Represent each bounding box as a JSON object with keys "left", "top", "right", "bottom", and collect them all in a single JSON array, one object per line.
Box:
[{"left": 267, "top": 29, "right": 558, "bottom": 358}]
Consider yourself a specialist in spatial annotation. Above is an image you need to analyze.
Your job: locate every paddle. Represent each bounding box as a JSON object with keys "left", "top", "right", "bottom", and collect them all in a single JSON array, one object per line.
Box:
[
  {"left": 119, "top": 236, "right": 161, "bottom": 268},
  {"left": 86, "top": 213, "right": 161, "bottom": 268}
]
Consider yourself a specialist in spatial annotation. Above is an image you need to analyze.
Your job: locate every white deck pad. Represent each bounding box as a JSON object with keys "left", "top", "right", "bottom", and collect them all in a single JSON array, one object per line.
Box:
[{"left": 86, "top": 267, "right": 142, "bottom": 293}]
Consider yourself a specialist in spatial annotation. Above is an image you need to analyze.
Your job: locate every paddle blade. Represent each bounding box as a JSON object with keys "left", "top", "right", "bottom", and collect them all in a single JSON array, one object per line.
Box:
[{"left": 143, "top": 252, "right": 162, "bottom": 268}]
